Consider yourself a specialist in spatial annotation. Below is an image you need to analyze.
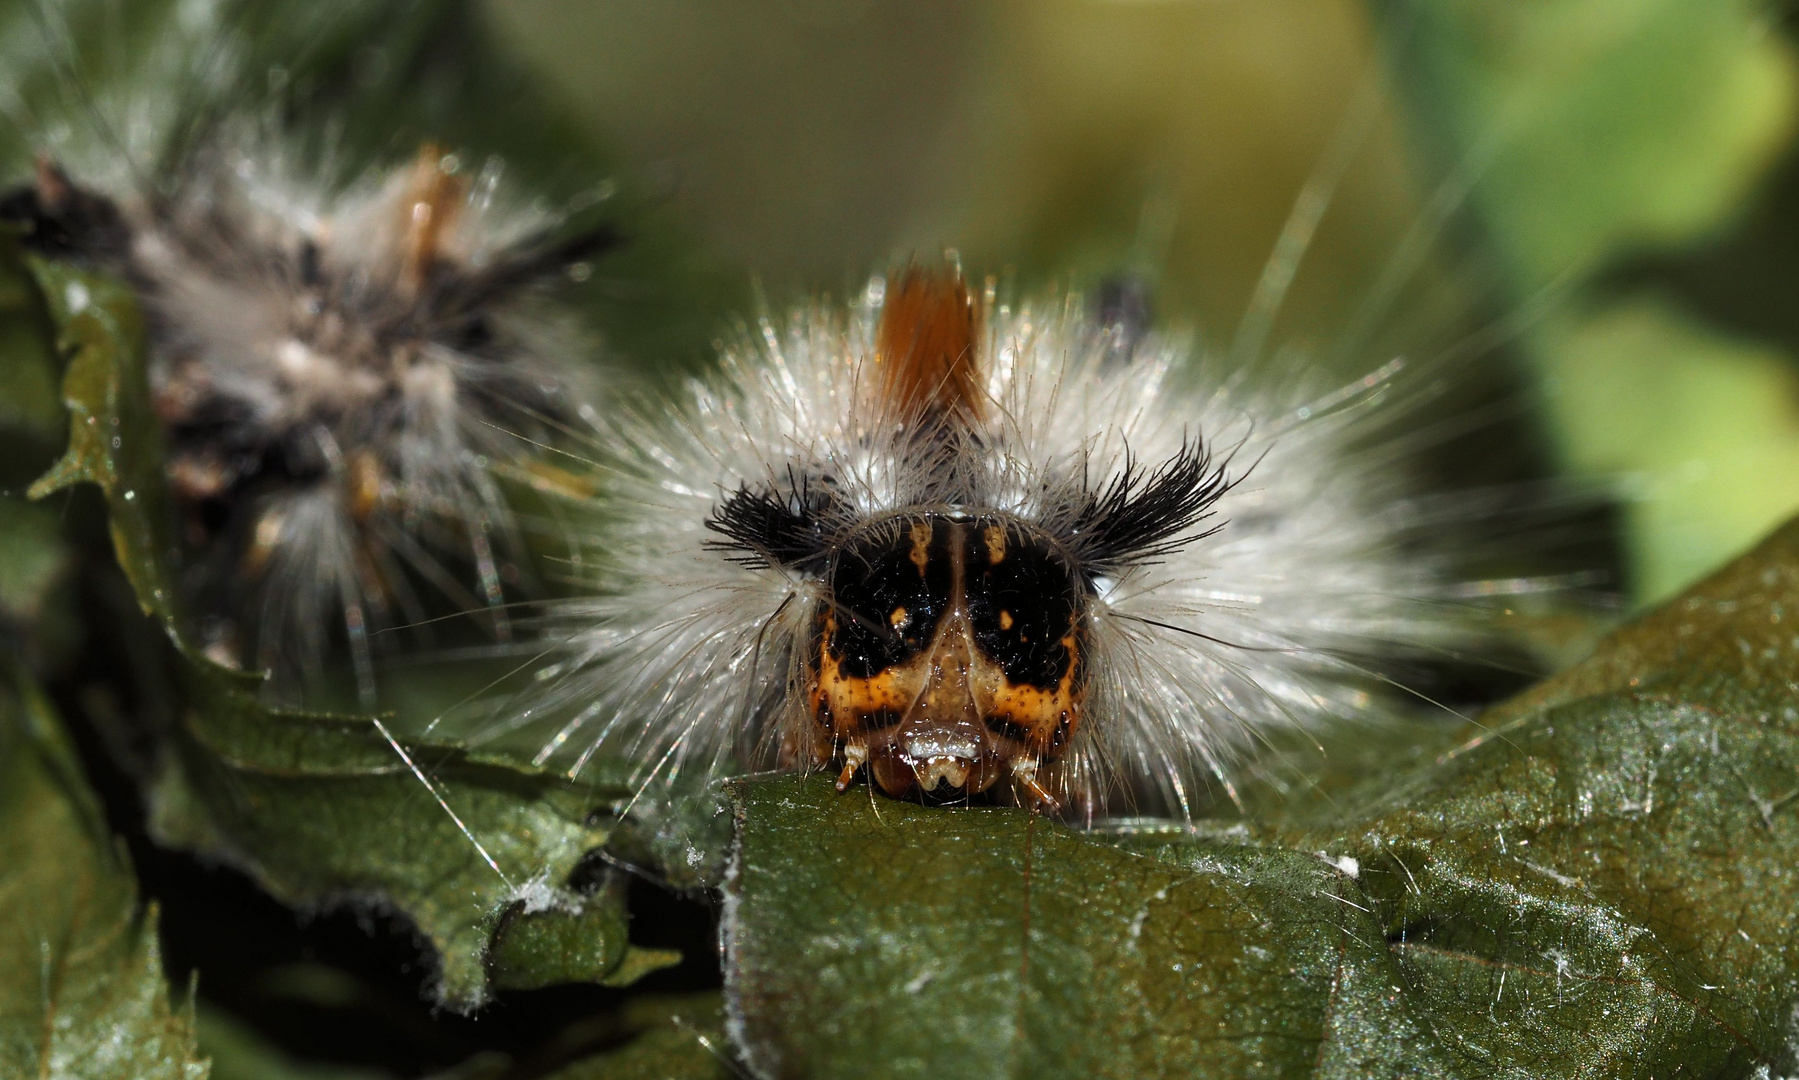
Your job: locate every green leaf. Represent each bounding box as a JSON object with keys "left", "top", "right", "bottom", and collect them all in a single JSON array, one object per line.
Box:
[
  {"left": 0, "top": 227, "right": 62, "bottom": 458},
  {"left": 196, "top": 1006, "right": 387, "bottom": 1080},
  {"left": 0, "top": 667, "right": 209, "bottom": 1080},
  {"left": 146, "top": 654, "right": 639, "bottom": 1010},
  {"left": 1380, "top": 0, "right": 1799, "bottom": 602},
  {"left": 1383, "top": 0, "right": 1795, "bottom": 282},
  {"left": 486, "top": 864, "right": 681, "bottom": 992},
  {"left": 25, "top": 257, "right": 177, "bottom": 623},
  {"left": 0, "top": 499, "right": 66, "bottom": 627},
  {"left": 1283, "top": 513, "right": 1799, "bottom": 1075},
  {"left": 723, "top": 516, "right": 1799, "bottom": 1077},
  {"left": 727, "top": 777, "right": 1456, "bottom": 1078},
  {"left": 531, "top": 994, "right": 736, "bottom": 1080},
  {"left": 1537, "top": 300, "right": 1799, "bottom": 602}
]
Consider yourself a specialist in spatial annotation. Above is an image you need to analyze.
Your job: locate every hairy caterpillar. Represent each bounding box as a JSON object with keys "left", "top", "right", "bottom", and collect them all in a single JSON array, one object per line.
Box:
[
  {"left": 511, "top": 258, "right": 1516, "bottom": 821},
  {"left": 1, "top": 15, "right": 618, "bottom": 705}
]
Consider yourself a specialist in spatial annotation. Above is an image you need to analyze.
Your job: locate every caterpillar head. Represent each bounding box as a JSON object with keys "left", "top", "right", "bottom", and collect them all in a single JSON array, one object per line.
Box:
[
  {"left": 519, "top": 254, "right": 1473, "bottom": 822},
  {"left": 703, "top": 267, "right": 1233, "bottom": 811},
  {"left": 803, "top": 513, "right": 1085, "bottom": 808}
]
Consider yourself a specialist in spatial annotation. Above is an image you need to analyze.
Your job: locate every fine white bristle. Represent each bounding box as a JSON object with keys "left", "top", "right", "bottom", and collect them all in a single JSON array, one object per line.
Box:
[{"left": 514, "top": 277, "right": 1474, "bottom": 819}]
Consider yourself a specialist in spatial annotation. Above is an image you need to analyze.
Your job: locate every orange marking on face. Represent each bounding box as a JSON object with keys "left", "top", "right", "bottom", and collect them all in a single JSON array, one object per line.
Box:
[
  {"left": 985, "top": 632, "right": 1085, "bottom": 756},
  {"left": 799, "top": 518, "right": 1090, "bottom": 803},
  {"left": 872, "top": 266, "right": 982, "bottom": 427},
  {"left": 908, "top": 520, "right": 932, "bottom": 578},
  {"left": 809, "top": 617, "right": 1083, "bottom": 796},
  {"left": 983, "top": 523, "right": 1006, "bottom": 564},
  {"left": 807, "top": 613, "right": 915, "bottom": 720}
]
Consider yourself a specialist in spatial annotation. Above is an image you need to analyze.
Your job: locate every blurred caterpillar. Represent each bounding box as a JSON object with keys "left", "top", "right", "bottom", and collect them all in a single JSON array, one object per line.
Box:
[
  {"left": 516, "top": 260, "right": 1506, "bottom": 820},
  {"left": 2, "top": 81, "right": 616, "bottom": 705}
]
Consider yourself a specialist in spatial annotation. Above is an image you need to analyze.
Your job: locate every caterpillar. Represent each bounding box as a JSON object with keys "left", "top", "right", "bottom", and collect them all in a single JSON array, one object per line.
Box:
[
  {"left": 513, "top": 259, "right": 1501, "bottom": 820},
  {"left": 2, "top": 51, "right": 617, "bottom": 706}
]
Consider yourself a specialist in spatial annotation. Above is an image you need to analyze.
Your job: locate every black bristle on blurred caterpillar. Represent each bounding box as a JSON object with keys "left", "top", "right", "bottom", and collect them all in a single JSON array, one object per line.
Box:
[{"left": 1, "top": 5, "right": 621, "bottom": 706}]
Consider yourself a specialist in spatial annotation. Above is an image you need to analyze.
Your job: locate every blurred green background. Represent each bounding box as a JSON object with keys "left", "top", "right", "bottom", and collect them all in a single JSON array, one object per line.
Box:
[
  {"left": 9, "top": 0, "right": 1797, "bottom": 604},
  {"left": 485, "top": 0, "right": 1799, "bottom": 603}
]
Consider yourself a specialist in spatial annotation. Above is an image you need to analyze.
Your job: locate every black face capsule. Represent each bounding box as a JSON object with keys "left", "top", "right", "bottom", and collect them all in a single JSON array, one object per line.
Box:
[{"left": 804, "top": 514, "right": 1087, "bottom": 804}]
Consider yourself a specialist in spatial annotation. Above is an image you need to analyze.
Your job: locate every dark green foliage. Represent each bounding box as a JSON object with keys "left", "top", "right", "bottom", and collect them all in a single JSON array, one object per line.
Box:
[
  {"left": 0, "top": 670, "right": 207, "bottom": 1080},
  {"left": 3, "top": 1, "right": 1799, "bottom": 1076},
  {"left": 18, "top": 238, "right": 1797, "bottom": 1071}
]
